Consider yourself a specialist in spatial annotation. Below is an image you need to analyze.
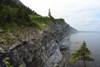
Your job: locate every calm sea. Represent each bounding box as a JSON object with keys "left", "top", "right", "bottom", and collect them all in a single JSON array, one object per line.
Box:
[{"left": 69, "top": 32, "right": 100, "bottom": 67}]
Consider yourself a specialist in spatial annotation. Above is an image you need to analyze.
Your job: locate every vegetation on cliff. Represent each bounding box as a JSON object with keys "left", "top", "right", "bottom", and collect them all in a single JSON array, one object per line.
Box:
[
  {"left": 0, "top": 0, "right": 67, "bottom": 48},
  {"left": 0, "top": 0, "right": 65, "bottom": 31},
  {"left": 0, "top": 0, "right": 50, "bottom": 31}
]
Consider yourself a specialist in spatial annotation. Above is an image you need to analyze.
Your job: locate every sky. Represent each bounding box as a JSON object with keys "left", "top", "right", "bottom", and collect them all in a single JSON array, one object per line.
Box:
[{"left": 20, "top": 0, "right": 100, "bottom": 31}]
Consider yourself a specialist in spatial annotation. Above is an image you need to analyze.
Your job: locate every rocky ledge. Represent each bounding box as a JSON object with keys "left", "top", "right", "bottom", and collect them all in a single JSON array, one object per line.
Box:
[{"left": 0, "top": 21, "right": 77, "bottom": 67}]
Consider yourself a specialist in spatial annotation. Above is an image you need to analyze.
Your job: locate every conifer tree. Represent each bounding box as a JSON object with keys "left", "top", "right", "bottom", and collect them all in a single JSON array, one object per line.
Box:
[
  {"left": 48, "top": 9, "right": 51, "bottom": 17},
  {"left": 70, "top": 41, "right": 94, "bottom": 67},
  {"left": 48, "top": 9, "right": 55, "bottom": 22}
]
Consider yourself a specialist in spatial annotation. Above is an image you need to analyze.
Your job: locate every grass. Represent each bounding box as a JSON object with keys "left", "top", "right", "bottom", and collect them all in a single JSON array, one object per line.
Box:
[
  {"left": 0, "top": 14, "right": 51, "bottom": 45},
  {"left": 54, "top": 18, "right": 65, "bottom": 22},
  {"left": 29, "top": 14, "right": 50, "bottom": 30},
  {"left": 0, "top": 14, "right": 65, "bottom": 31}
]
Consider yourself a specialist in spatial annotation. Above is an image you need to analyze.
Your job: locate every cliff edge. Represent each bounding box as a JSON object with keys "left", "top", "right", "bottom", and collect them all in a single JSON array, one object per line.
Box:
[
  {"left": 0, "top": 21, "right": 77, "bottom": 67},
  {"left": 0, "top": 0, "right": 77, "bottom": 67}
]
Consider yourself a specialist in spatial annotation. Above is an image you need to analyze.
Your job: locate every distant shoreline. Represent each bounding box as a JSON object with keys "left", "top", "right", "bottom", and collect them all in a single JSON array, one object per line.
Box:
[{"left": 78, "top": 31, "right": 100, "bottom": 33}]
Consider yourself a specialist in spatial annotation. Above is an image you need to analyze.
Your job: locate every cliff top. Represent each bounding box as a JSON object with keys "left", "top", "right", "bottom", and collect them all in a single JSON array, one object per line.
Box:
[{"left": 0, "top": 0, "right": 65, "bottom": 31}]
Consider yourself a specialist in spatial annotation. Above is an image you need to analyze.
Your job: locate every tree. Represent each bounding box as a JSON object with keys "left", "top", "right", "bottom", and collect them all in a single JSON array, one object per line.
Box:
[
  {"left": 48, "top": 9, "right": 55, "bottom": 22},
  {"left": 70, "top": 41, "right": 94, "bottom": 67},
  {"left": 48, "top": 9, "right": 51, "bottom": 17}
]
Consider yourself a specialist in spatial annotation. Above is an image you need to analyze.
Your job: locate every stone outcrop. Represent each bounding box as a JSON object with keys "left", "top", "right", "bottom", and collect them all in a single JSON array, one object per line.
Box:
[
  {"left": 0, "top": 20, "right": 77, "bottom": 67},
  {"left": 58, "top": 37, "right": 71, "bottom": 49}
]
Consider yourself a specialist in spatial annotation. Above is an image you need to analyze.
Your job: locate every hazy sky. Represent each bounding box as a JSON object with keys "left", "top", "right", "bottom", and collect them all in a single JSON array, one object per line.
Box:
[{"left": 20, "top": 0, "right": 100, "bottom": 31}]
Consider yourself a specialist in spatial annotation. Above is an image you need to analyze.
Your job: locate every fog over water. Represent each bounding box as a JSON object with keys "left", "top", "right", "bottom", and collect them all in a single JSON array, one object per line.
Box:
[{"left": 69, "top": 32, "right": 100, "bottom": 67}]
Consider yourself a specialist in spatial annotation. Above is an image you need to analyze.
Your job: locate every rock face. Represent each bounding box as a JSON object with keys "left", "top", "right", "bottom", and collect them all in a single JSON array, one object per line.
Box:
[
  {"left": 0, "top": 21, "right": 77, "bottom": 67},
  {"left": 58, "top": 37, "right": 71, "bottom": 49}
]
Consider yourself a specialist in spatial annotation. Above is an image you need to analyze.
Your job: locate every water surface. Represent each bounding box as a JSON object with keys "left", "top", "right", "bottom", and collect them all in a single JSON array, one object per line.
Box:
[{"left": 69, "top": 32, "right": 100, "bottom": 67}]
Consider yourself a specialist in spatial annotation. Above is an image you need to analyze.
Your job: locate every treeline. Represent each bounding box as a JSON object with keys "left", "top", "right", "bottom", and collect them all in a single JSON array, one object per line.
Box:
[{"left": 0, "top": 0, "right": 38, "bottom": 27}]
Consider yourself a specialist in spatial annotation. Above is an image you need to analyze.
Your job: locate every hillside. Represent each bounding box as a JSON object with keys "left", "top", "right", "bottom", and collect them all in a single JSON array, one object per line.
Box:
[
  {"left": 0, "top": 0, "right": 77, "bottom": 67},
  {"left": 0, "top": 0, "right": 50, "bottom": 30}
]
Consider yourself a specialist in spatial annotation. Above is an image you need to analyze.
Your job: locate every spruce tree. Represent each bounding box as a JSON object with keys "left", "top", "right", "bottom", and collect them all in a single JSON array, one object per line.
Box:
[
  {"left": 48, "top": 9, "right": 51, "bottom": 17},
  {"left": 48, "top": 9, "right": 55, "bottom": 22},
  {"left": 70, "top": 41, "right": 94, "bottom": 67}
]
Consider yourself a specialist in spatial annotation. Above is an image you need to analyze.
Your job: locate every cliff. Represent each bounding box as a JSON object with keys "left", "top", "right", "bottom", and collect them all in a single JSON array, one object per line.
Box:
[
  {"left": 0, "top": 21, "right": 77, "bottom": 67},
  {"left": 0, "top": 0, "right": 77, "bottom": 67}
]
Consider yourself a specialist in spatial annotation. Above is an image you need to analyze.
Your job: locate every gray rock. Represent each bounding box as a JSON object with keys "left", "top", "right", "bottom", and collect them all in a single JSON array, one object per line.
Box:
[
  {"left": 0, "top": 29, "right": 3, "bottom": 33},
  {"left": 58, "top": 37, "right": 71, "bottom": 49},
  {"left": 0, "top": 47, "right": 4, "bottom": 53},
  {"left": 44, "top": 44, "right": 62, "bottom": 67},
  {"left": 0, "top": 20, "right": 77, "bottom": 67}
]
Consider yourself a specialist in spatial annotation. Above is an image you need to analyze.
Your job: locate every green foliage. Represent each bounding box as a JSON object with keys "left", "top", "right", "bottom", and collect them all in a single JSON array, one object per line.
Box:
[
  {"left": 70, "top": 41, "right": 94, "bottom": 67},
  {"left": 54, "top": 18, "right": 65, "bottom": 22},
  {"left": 0, "top": 0, "right": 30, "bottom": 26},
  {"left": 29, "top": 15, "right": 50, "bottom": 30},
  {"left": 3, "top": 57, "right": 13, "bottom": 67},
  {"left": 16, "top": 5, "right": 31, "bottom": 23},
  {"left": 0, "top": 0, "right": 51, "bottom": 31},
  {"left": 51, "top": 62, "right": 55, "bottom": 66},
  {"left": 0, "top": 22, "right": 14, "bottom": 32},
  {"left": 1, "top": 0, "right": 18, "bottom": 7},
  {"left": 4, "top": 33, "right": 11, "bottom": 45},
  {"left": 0, "top": 0, "right": 65, "bottom": 31},
  {"left": 70, "top": 57, "right": 78, "bottom": 63},
  {"left": 19, "top": 65, "right": 23, "bottom": 67}
]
